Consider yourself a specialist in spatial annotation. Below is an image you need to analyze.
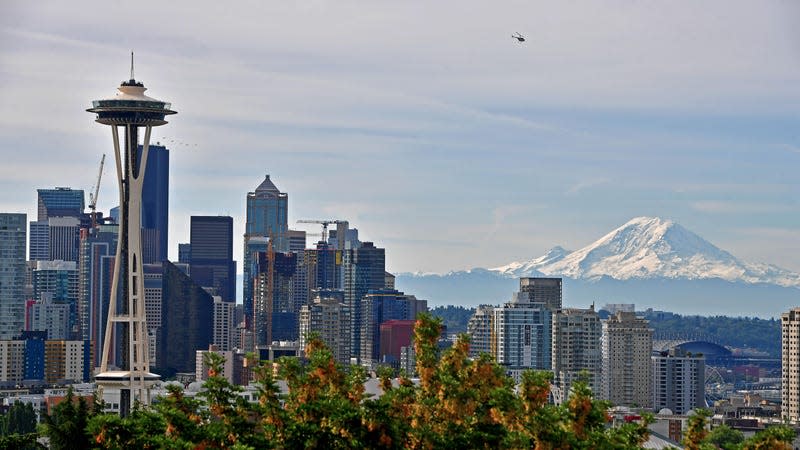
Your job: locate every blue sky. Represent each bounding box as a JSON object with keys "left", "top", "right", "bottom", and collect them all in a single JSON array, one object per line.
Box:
[{"left": 1, "top": 1, "right": 798, "bottom": 274}]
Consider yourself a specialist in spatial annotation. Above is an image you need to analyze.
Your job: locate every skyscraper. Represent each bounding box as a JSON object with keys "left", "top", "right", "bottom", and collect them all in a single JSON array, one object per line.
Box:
[
  {"left": 47, "top": 216, "right": 81, "bottom": 262},
  {"left": 32, "top": 260, "right": 80, "bottom": 339},
  {"left": 344, "top": 241, "right": 386, "bottom": 359},
  {"left": 87, "top": 61, "right": 176, "bottom": 414},
  {"left": 492, "top": 293, "right": 553, "bottom": 376},
  {"left": 139, "top": 144, "right": 169, "bottom": 263},
  {"left": 77, "top": 224, "right": 118, "bottom": 366},
  {"left": 243, "top": 175, "right": 288, "bottom": 324},
  {"left": 158, "top": 261, "right": 213, "bottom": 375},
  {"left": 253, "top": 250, "right": 296, "bottom": 346},
  {"left": 601, "top": 311, "right": 653, "bottom": 409},
  {"left": 782, "top": 308, "right": 800, "bottom": 422},
  {"left": 552, "top": 306, "right": 602, "bottom": 401},
  {"left": 37, "top": 187, "right": 85, "bottom": 221},
  {"left": 189, "top": 216, "right": 236, "bottom": 301},
  {"left": 0, "top": 213, "right": 27, "bottom": 340}
]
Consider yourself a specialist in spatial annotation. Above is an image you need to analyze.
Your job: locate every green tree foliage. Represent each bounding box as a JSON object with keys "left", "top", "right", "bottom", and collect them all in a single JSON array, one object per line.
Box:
[
  {"left": 683, "top": 409, "right": 796, "bottom": 450},
  {"left": 1, "top": 401, "right": 37, "bottom": 436},
  {"left": 706, "top": 424, "right": 745, "bottom": 450},
  {"left": 429, "top": 305, "right": 475, "bottom": 334},
  {"left": 40, "top": 388, "right": 96, "bottom": 450}
]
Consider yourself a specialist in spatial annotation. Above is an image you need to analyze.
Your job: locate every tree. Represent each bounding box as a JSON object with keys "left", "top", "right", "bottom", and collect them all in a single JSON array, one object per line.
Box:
[
  {"left": 706, "top": 424, "right": 744, "bottom": 450},
  {"left": 40, "top": 389, "right": 95, "bottom": 450},
  {"left": 2, "top": 401, "right": 37, "bottom": 436}
]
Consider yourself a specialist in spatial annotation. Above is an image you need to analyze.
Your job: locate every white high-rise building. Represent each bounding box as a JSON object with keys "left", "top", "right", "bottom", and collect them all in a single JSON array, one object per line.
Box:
[
  {"left": 0, "top": 214, "right": 27, "bottom": 340},
  {"left": 782, "top": 308, "right": 800, "bottom": 422},
  {"left": 601, "top": 311, "right": 653, "bottom": 409},
  {"left": 213, "top": 297, "right": 236, "bottom": 351},
  {"left": 552, "top": 306, "right": 602, "bottom": 401}
]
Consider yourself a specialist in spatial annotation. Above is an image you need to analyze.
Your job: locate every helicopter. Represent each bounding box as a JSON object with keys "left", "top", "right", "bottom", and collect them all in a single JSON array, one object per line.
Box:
[{"left": 512, "top": 32, "right": 526, "bottom": 42}]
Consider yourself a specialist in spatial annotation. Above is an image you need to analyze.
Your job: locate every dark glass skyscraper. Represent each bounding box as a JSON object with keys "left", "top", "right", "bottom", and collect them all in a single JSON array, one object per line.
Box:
[
  {"left": 37, "top": 187, "right": 85, "bottom": 221},
  {"left": 243, "top": 175, "right": 288, "bottom": 323},
  {"left": 344, "top": 241, "right": 386, "bottom": 359},
  {"left": 158, "top": 261, "right": 213, "bottom": 375},
  {"left": 139, "top": 144, "right": 169, "bottom": 263},
  {"left": 189, "top": 216, "right": 236, "bottom": 302}
]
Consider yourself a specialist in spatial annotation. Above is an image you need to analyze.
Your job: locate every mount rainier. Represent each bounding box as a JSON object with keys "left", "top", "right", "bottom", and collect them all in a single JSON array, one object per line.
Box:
[{"left": 395, "top": 217, "right": 800, "bottom": 317}]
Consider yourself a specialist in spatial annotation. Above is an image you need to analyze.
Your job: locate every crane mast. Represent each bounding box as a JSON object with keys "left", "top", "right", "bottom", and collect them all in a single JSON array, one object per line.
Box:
[{"left": 89, "top": 154, "right": 106, "bottom": 229}]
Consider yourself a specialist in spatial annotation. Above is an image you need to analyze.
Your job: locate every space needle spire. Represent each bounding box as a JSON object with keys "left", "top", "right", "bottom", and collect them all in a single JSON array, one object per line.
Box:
[{"left": 87, "top": 57, "right": 176, "bottom": 416}]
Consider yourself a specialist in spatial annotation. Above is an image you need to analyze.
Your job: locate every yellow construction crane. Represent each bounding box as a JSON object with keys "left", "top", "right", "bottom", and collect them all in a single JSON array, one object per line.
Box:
[{"left": 89, "top": 154, "right": 106, "bottom": 229}]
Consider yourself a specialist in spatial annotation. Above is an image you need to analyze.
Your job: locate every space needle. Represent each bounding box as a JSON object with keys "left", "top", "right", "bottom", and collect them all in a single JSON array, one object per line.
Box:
[{"left": 87, "top": 54, "right": 176, "bottom": 415}]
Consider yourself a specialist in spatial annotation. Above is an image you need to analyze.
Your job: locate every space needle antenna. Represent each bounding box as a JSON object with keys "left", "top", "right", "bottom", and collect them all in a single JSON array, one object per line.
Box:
[{"left": 130, "top": 51, "right": 134, "bottom": 80}]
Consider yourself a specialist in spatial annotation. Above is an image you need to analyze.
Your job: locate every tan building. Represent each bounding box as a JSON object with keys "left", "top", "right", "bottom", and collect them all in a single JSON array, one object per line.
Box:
[
  {"left": 601, "top": 311, "right": 653, "bottom": 409},
  {"left": 0, "top": 340, "right": 26, "bottom": 383},
  {"left": 44, "top": 340, "right": 85, "bottom": 383},
  {"left": 467, "top": 305, "right": 494, "bottom": 358},
  {"left": 299, "top": 291, "right": 351, "bottom": 365},
  {"left": 552, "top": 306, "right": 602, "bottom": 402},
  {"left": 782, "top": 308, "right": 800, "bottom": 422}
]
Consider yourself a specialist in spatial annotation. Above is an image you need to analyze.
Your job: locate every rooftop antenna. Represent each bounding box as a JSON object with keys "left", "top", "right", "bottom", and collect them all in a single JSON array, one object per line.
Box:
[{"left": 130, "top": 51, "right": 135, "bottom": 81}]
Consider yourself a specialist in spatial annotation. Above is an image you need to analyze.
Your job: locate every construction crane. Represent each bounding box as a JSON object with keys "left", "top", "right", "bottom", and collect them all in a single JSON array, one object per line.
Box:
[
  {"left": 296, "top": 219, "right": 346, "bottom": 243},
  {"left": 89, "top": 154, "right": 106, "bottom": 229}
]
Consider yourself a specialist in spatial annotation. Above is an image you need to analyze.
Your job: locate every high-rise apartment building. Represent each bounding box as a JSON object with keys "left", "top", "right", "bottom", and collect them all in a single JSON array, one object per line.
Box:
[
  {"left": 190, "top": 216, "right": 236, "bottom": 301},
  {"left": 467, "top": 305, "right": 494, "bottom": 358},
  {"left": 601, "top": 311, "right": 653, "bottom": 409},
  {"left": 213, "top": 297, "right": 236, "bottom": 351},
  {"left": 652, "top": 347, "right": 705, "bottom": 415},
  {"left": 552, "top": 307, "right": 602, "bottom": 400},
  {"left": 0, "top": 214, "right": 27, "bottom": 340},
  {"left": 299, "top": 290, "right": 351, "bottom": 365},
  {"left": 782, "top": 308, "right": 800, "bottom": 422},
  {"left": 493, "top": 296, "right": 553, "bottom": 375},
  {"left": 243, "top": 175, "right": 288, "bottom": 324},
  {"left": 37, "top": 187, "right": 85, "bottom": 221}
]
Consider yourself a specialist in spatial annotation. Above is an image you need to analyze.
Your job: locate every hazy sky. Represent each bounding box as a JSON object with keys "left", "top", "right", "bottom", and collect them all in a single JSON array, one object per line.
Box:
[{"left": 1, "top": 1, "right": 798, "bottom": 274}]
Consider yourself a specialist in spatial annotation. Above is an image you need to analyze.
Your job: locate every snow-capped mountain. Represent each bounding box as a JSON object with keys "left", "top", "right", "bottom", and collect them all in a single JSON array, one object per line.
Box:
[{"left": 489, "top": 216, "right": 800, "bottom": 288}]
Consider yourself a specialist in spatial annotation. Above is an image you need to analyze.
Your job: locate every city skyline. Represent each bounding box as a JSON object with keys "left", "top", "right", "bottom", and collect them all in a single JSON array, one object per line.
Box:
[{"left": 1, "top": 1, "right": 799, "bottom": 275}]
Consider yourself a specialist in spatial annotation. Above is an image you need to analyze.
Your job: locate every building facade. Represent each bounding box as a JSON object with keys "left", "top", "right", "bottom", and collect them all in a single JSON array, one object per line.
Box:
[
  {"left": 243, "top": 175, "right": 288, "bottom": 324},
  {"left": 782, "top": 308, "right": 800, "bottom": 422},
  {"left": 0, "top": 213, "right": 27, "bottom": 340},
  {"left": 189, "top": 216, "right": 236, "bottom": 301},
  {"left": 299, "top": 290, "right": 351, "bottom": 366},
  {"left": 652, "top": 347, "right": 705, "bottom": 415},
  {"left": 552, "top": 306, "right": 602, "bottom": 401},
  {"left": 601, "top": 311, "right": 653, "bottom": 409}
]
